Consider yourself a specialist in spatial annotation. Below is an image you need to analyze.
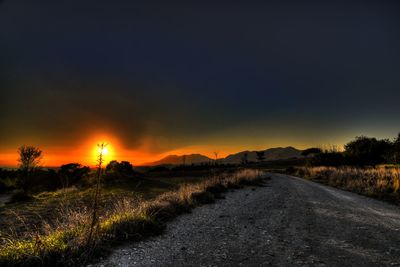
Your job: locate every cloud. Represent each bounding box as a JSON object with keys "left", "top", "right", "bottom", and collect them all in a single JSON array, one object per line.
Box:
[{"left": 1, "top": 0, "right": 400, "bottom": 158}]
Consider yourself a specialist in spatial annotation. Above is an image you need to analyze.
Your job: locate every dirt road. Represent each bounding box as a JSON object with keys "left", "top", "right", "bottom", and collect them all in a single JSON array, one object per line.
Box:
[{"left": 96, "top": 173, "right": 400, "bottom": 266}]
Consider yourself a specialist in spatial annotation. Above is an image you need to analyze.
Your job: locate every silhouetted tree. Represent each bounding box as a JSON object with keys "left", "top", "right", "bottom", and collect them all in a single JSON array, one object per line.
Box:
[
  {"left": 105, "top": 160, "right": 134, "bottom": 176},
  {"left": 104, "top": 160, "right": 136, "bottom": 185},
  {"left": 344, "top": 136, "right": 392, "bottom": 166},
  {"left": 311, "top": 150, "right": 344, "bottom": 166},
  {"left": 391, "top": 133, "right": 400, "bottom": 164},
  {"left": 59, "top": 163, "right": 90, "bottom": 187},
  {"left": 256, "top": 151, "right": 265, "bottom": 162},
  {"left": 214, "top": 151, "right": 219, "bottom": 165},
  {"left": 17, "top": 145, "right": 42, "bottom": 193},
  {"left": 120, "top": 161, "right": 134, "bottom": 174}
]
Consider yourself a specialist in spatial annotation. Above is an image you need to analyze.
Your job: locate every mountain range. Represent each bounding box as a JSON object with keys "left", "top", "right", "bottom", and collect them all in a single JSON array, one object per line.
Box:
[
  {"left": 145, "top": 154, "right": 213, "bottom": 166},
  {"left": 145, "top": 147, "right": 303, "bottom": 166}
]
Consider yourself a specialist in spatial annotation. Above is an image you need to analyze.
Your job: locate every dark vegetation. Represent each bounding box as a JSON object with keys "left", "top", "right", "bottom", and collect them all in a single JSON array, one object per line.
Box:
[
  {"left": 302, "top": 133, "right": 400, "bottom": 167},
  {"left": 256, "top": 151, "right": 265, "bottom": 162},
  {"left": 287, "top": 133, "right": 400, "bottom": 205},
  {"left": 0, "top": 169, "right": 18, "bottom": 193}
]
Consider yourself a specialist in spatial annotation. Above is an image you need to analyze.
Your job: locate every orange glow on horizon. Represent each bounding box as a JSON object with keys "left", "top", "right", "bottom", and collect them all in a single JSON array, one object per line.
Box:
[
  {"left": 0, "top": 132, "right": 342, "bottom": 168},
  {"left": 0, "top": 144, "right": 230, "bottom": 167}
]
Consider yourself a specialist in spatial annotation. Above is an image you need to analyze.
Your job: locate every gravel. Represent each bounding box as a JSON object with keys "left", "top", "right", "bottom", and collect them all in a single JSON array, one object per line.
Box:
[{"left": 95, "top": 173, "right": 400, "bottom": 266}]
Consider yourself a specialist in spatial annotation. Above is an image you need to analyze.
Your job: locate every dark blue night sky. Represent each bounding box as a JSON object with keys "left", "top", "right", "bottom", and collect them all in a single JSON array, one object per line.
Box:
[{"left": 1, "top": 0, "right": 400, "bottom": 163}]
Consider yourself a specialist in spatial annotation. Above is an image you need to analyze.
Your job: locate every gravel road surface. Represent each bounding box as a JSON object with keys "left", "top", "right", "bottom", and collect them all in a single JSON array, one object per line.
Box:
[{"left": 96, "top": 173, "right": 400, "bottom": 266}]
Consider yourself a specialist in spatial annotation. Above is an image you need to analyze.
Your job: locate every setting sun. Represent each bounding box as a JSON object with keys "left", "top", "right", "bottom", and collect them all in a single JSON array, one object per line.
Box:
[
  {"left": 98, "top": 146, "right": 108, "bottom": 156},
  {"left": 1, "top": 2, "right": 400, "bottom": 266},
  {"left": 91, "top": 141, "right": 114, "bottom": 165}
]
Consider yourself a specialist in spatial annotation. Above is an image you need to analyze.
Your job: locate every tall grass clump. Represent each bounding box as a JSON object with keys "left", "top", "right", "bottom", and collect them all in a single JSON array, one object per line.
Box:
[
  {"left": 0, "top": 168, "right": 266, "bottom": 267},
  {"left": 293, "top": 166, "right": 400, "bottom": 203}
]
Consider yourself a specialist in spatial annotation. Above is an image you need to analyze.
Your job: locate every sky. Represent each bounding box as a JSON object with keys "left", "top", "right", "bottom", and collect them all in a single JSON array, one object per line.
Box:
[{"left": 1, "top": 0, "right": 400, "bottom": 166}]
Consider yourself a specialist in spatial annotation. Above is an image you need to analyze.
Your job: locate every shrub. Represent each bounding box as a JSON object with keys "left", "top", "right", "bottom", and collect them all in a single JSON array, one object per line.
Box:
[
  {"left": 59, "top": 164, "right": 90, "bottom": 187},
  {"left": 344, "top": 136, "right": 392, "bottom": 166},
  {"left": 104, "top": 160, "right": 138, "bottom": 185}
]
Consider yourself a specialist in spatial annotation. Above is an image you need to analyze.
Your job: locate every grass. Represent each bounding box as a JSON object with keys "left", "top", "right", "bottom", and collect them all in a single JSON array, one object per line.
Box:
[
  {"left": 0, "top": 168, "right": 266, "bottom": 266},
  {"left": 0, "top": 175, "right": 201, "bottom": 239},
  {"left": 290, "top": 166, "right": 400, "bottom": 204}
]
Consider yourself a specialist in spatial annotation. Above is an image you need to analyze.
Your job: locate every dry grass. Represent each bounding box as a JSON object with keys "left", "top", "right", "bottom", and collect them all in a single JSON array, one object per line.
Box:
[
  {"left": 293, "top": 166, "right": 400, "bottom": 203},
  {"left": 0, "top": 169, "right": 265, "bottom": 267}
]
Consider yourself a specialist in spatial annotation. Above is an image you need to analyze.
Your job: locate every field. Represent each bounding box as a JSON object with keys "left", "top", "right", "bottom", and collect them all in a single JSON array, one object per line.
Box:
[
  {"left": 0, "top": 168, "right": 265, "bottom": 266},
  {"left": 289, "top": 166, "right": 400, "bottom": 204}
]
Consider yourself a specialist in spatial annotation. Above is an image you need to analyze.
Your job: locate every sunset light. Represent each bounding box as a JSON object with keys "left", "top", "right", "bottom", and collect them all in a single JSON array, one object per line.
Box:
[
  {"left": 1, "top": 2, "right": 400, "bottom": 266},
  {"left": 92, "top": 142, "right": 113, "bottom": 165},
  {"left": 98, "top": 145, "right": 108, "bottom": 156}
]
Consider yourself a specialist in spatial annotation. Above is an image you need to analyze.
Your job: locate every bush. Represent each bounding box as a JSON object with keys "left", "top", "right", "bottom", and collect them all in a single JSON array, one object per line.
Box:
[
  {"left": 104, "top": 160, "right": 138, "bottom": 185},
  {"left": 58, "top": 163, "right": 90, "bottom": 187},
  {"left": 344, "top": 136, "right": 392, "bottom": 166}
]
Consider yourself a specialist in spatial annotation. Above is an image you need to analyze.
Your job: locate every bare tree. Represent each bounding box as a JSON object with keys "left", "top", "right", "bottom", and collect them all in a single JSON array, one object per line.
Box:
[
  {"left": 87, "top": 142, "right": 107, "bottom": 247},
  {"left": 214, "top": 151, "right": 219, "bottom": 165},
  {"left": 182, "top": 155, "right": 187, "bottom": 166},
  {"left": 18, "top": 145, "right": 42, "bottom": 193}
]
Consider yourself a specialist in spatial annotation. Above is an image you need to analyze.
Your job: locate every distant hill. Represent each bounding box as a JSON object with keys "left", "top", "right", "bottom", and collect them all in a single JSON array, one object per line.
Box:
[
  {"left": 145, "top": 154, "right": 213, "bottom": 166},
  {"left": 221, "top": 147, "right": 303, "bottom": 164},
  {"left": 145, "top": 147, "right": 303, "bottom": 166}
]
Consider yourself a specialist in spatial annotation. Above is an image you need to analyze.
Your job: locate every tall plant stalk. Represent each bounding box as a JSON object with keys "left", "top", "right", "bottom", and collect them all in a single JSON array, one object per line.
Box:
[{"left": 87, "top": 142, "right": 107, "bottom": 247}]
